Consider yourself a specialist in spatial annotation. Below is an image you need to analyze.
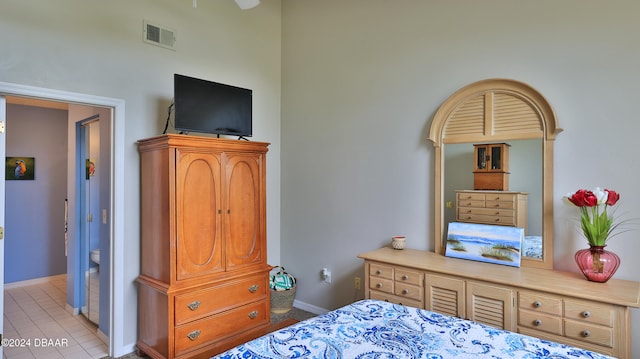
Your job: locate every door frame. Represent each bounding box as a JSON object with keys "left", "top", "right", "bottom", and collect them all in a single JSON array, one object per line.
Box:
[{"left": 0, "top": 81, "right": 126, "bottom": 357}]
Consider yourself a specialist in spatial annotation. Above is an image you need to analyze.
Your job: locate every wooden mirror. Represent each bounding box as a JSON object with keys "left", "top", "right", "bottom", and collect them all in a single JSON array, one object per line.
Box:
[{"left": 428, "top": 79, "right": 562, "bottom": 269}]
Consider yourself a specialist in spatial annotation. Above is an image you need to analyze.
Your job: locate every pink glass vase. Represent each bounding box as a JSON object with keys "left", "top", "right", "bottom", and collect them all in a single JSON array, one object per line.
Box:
[{"left": 574, "top": 245, "right": 620, "bottom": 283}]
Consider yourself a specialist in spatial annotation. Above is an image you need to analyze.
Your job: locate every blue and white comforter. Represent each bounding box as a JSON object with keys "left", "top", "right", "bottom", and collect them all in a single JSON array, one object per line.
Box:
[{"left": 214, "top": 299, "right": 613, "bottom": 359}]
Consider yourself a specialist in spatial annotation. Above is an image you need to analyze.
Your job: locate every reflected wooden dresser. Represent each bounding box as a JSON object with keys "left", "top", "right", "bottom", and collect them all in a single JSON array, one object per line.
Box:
[
  {"left": 136, "top": 134, "right": 271, "bottom": 359},
  {"left": 456, "top": 190, "right": 528, "bottom": 233},
  {"left": 359, "top": 247, "right": 640, "bottom": 358}
]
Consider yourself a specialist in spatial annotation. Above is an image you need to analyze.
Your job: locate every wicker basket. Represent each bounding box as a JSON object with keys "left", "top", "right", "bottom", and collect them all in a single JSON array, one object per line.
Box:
[{"left": 270, "top": 285, "right": 296, "bottom": 314}]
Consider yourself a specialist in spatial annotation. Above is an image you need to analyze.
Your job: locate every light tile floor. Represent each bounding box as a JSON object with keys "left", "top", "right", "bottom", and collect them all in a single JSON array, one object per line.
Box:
[{"left": 3, "top": 275, "right": 108, "bottom": 359}]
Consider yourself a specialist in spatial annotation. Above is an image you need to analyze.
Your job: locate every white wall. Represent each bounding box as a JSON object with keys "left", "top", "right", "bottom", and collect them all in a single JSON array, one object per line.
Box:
[
  {"left": 0, "top": 0, "right": 282, "bottom": 355},
  {"left": 281, "top": 1, "right": 640, "bottom": 356}
]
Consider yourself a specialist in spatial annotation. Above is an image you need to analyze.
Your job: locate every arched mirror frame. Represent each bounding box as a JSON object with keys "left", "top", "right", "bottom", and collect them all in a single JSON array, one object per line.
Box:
[{"left": 428, "top": 78, "right": 562, "bottom": 270}]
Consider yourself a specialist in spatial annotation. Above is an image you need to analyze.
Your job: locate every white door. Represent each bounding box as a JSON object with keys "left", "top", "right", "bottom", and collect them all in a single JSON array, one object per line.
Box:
[{"left": 0, "top": 95, "right": 6, "bottom": 355}]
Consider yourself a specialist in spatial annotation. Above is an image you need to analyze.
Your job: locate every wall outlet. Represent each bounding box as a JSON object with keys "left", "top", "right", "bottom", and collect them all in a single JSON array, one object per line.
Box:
[
  {"left": 354, "top": 276, "right": 361, "bottom": 290},
  {"left": 322, "top": 268, "right": 332, "bottom": 283}
]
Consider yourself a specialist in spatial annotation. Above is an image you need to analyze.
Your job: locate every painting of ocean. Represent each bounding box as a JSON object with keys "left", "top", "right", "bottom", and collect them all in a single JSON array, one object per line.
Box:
[{"left": 445, "top": 222, "right": 524, "bottom": 267}]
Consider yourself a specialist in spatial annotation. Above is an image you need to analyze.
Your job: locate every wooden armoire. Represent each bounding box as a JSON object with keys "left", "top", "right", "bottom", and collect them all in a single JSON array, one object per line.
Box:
[{"left": 136, "top": 134, "right": 271, "bottom": 359}]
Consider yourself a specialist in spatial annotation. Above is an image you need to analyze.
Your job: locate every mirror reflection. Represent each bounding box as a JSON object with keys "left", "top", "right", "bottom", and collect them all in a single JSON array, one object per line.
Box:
[{"left": 443, "top": 139, "right": 543, "bottom": 259}]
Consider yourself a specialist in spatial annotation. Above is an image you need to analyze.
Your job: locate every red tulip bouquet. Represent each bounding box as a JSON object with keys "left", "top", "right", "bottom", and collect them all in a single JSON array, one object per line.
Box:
[
  {"left": 564, "top": 187, "right": 627, "bottom": 281},
  {"left": 564, "top": 187, "right": 620, "bottom": 246}
]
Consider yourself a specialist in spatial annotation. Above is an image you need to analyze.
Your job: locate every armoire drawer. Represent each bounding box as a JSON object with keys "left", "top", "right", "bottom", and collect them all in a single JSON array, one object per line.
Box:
[
  {"left": 174, "top": 300, "right": 269, "bottom": 356},
  {"left": 175, "top": 274, "right": 267, "bottom": 325}
]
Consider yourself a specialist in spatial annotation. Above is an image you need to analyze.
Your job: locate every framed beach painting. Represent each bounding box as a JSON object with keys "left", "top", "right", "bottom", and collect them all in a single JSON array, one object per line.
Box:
[{"left": 445, "top": 222, "right": 524, "bottom": 267}]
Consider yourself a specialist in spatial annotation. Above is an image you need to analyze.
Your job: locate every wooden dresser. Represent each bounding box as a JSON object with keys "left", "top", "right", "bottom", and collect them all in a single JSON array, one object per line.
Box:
[
  {"left": 359, "top": 247, "right": 640, "bottom": 358},
  {"left": 456, "top": 190, "right": 528, "bottom": 233},
  {"left": 136, "top": 134, "right": 271, "bottom": 359}
]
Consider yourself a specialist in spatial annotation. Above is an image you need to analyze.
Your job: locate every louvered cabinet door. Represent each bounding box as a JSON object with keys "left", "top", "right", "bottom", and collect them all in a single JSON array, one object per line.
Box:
[
  {"left": 467, "top": 281, "right": 515, "bottom": 330},
  {"left": 425, "top": 274, "right": 465, "bottom": 319}
]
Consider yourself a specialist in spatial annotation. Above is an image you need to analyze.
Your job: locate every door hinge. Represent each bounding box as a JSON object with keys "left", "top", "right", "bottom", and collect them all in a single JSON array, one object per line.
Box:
[
  {"left": 87, "top": 213, "right": 93, "bottom": 222},
  {"left": 0, "top": 226, "right": 3, "bottom": 239}
]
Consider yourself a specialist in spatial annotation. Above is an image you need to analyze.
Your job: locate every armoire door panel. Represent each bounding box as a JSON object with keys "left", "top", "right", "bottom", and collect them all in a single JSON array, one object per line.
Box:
[
  {"left": 176, "top": 151, "right": 223, "bottom": 280},
  {"left": 225, "top": 154, "right": 264, "bottom": 269}
]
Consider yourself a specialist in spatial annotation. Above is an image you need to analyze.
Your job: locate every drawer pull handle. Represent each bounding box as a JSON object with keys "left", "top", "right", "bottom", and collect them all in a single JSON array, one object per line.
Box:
[
  {"left": 187, "top": 330, "right": 201, "bottom": 341},
  {"left": 376, "top": 283, "right": 383, "bottom": 288},
  {"left": 402, "top": 289, "right": 409, "bottom": 295},
  {"left": 582, "top": 311, "right": 591, "bottom": 318},
  {"left": 533, "top": 301, "right": 541, "bottom": 308},
  {"left": 581, "top": 330, "right": 591, "bottom": 338},
  {"left": 376, "top": 270, "right": 382, "bottom": 275},
  {"left": 248, "top": 284, "right": 259, "bottom": 293},
  {"left": 533, "top": 319, "right": 542, "bottom": 326},
  {"left": 402, "top": 275, "right": 409, "bottom": 280},
  {"left": 248, "top": 310, "right": 259, "bottom": 319},
  {"left": 187, "top": 301, "right": 201, "bottom": 311}
]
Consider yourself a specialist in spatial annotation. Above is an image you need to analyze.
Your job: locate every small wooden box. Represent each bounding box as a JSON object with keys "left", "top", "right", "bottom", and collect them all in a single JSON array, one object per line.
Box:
[
  {"left": 473, "top": 143, "right": 510, "bottom": 190},
  {"left": 473, "top": 172, "right": 509, "bottom": 191}
]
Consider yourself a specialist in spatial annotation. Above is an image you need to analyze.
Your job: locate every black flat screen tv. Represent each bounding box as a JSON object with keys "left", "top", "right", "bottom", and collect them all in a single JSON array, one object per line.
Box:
[{"left": 174, "top": 74, "right": 252, "bottom": 137}]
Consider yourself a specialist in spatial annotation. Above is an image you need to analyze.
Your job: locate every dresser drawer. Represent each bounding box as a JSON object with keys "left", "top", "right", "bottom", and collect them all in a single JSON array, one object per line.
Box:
[
  {"left": 485, "top": 200, "right": 515, "bottom": 209},
  {"left": 457, "top": 192, "right": 486, "bottom": 201},
  {"left": 369, "top": 290, "right": 422, "bottom": 308},
  {"left": 458, "top": 214, "right": 516, "bottom": 226},
  {"left": 457, "top": 199, "right": 485, "bottom": 208},
  {"left": 370, "top": 277, "right": 394, "bottom": 294},
  {"left": 564, "top": 300, "right": 613, "bottom": 327},
  {"left": 174, "top": 300, "right": 269, "bottom": 356},
  {"left": 484, "top": 193, "right": 516, "bottom": 202},
  {"left": 369, "top": 263, "right": 394, "bottom": 279},
  {"left": 175, "top": 274, "right": 268, "bottom": 325},
  {"left": 518, "top": 291, "right": 562, "bottom": 316},
  {"left": 518, "top": 309, "right": 562, "bottom": 335},
  {"left": 459, "top": 207, "right": 514, "bottom": 217},
  {"left": 564, "top": 320, "right": 613, "bottom": 348},
  {"left": 395, "top": 268, "right": 423, "bottom": 286},
  {"left": 395, "top": 282, "right": 422, "bottom": 301}
]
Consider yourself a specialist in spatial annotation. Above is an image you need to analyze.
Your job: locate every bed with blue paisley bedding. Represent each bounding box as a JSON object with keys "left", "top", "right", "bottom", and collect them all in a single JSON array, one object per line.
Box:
[{"left": 213, "top": 299, "right": 612, "bottom": 359}]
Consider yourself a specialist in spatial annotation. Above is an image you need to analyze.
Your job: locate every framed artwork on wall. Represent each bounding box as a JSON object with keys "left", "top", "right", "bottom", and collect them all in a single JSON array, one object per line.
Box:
[
  {"left": 5, "top": 156, "right": 35, "bottom": 180},
  {"left": 445, "top": 222, "right": 524, "bottom": 267},
  {"left": 86, "top": 159, "right": 96, "bottom": 179}
]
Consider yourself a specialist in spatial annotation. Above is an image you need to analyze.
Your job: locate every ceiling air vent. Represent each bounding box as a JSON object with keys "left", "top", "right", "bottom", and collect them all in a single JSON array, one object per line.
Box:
[{"left": 143, "top": 20, "right": 176, "bottom": 50}]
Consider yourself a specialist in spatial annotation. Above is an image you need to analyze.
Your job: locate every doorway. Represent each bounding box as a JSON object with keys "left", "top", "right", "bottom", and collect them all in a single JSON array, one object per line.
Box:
[
  {"left": 77, "top": 114, "right": 109, "bottom": 330},
  {"left": 0, "top": 81, "right": 127, "bottom": 357}
]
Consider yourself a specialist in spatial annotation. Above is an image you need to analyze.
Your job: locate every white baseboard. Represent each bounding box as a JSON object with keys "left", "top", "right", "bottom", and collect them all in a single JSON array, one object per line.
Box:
[
  {"left": 4, "top": 274, "right": 66, "bottom": 289},
  {"left": 97, "top": 328, "right": 109, "bottom": 345},
  {"left": 66, "top": 303, "right": 80, "bottom": 315},
  {"left": 292, "top": 299, "right": 329, "bottom": 315}
]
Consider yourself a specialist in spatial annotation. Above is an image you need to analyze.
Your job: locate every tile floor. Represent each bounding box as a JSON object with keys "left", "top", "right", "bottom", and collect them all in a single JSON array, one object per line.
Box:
[
  {"left": 3, "top": 275, "right": 108, "bottom": 359},
  {"left": 3, "top": 276, "right": 316, "bottom": 359}
]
